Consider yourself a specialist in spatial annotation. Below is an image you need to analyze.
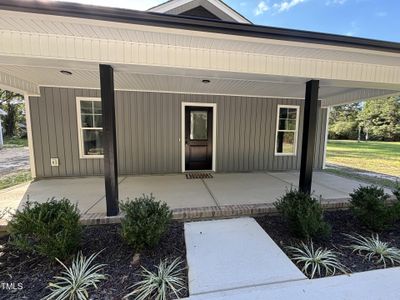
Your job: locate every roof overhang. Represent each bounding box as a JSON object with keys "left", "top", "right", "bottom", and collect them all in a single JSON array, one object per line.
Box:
[{"left": 0, "top": 1, "right": 399, "bottom": 106}]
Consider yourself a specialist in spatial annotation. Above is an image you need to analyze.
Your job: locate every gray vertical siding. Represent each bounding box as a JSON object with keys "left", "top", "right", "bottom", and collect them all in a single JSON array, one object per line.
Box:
[{"left": 30, "top": 87, "right": 328, "bottom": 178}]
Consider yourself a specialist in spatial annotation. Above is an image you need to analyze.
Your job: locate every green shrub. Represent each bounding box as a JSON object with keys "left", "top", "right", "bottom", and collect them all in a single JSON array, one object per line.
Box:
[
  {"left": 120, "top": 194, "right": 172, "bottom": 251},
  {"left": 349, "top": 185, "right": 400, "bottom": 231},
  {"left": 8, "top": 198, "right": 81, "bottom": 259},
  {"left": 274, "top": 189, "right": 331, "bottom": 239},
  {"left": 394, "top": 182, "right": 400, "bottom": 201}
]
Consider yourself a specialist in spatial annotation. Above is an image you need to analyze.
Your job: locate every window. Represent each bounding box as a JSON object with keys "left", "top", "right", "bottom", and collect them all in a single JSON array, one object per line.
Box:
[
  {"left": 77, "top": 98, "right": 103, "bottom": 158},
  {"left": 275, "top": 105, "right": 299, "bottom": 156}
]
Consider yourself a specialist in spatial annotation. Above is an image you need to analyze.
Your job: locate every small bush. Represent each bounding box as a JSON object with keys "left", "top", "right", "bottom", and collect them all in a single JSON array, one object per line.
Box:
[
  {"left": 125, "top": 257, "right": 186, "bottom": 300},
  {"left": 8, "top": 198, "right": 81, "bottom": 259},
  {"left": 394, "top": 182, "right": 400, "bottom": 201},
  {"left": 44, "top": 251, "right": 107, "bottom": 300},
  {"left": 274, "top": 189, "right": 331, "bottom": 239},
  {"left": 287, "top": 241, "right": 347, "bottom": 278},
  {"left": 349, "top": 185, "right": 400, "bottom": 231},
  {"left": 345, "top": 233, "right": 400, "bottom": 268},
  {"left": 120, "top": 194, "right": 172, "bottom": 251}
]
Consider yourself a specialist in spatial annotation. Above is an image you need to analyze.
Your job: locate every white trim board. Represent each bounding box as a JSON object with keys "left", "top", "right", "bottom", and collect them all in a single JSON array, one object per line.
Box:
[
  {"left": 24, "top": 94, "right": 36, "bottom": 178},
  {"left": 274, "top": 104, "right": 300, "bottom": 157},
  {"left": 181, "top": 102, "right": 217, "bottom": 172}
]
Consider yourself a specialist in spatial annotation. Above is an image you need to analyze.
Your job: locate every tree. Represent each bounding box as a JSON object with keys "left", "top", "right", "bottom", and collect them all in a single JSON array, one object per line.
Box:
[
  {"left": 0, "top": 89, "right": 25, "bottom": 138},
  {"left": 358, "top": 97, "right": 400, "bottom": 141},
  {"left": 328, "top": 103, "right": 361, "bottom": 140}
]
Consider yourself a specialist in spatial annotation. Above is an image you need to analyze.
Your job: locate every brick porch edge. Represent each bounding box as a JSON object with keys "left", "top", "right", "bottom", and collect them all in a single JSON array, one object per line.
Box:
[
  {"left": 79, "top": 197, "right": 350, "bottom": 225},
  {"left": 0, "top": 198, "right": 350, "bottom": 231}
]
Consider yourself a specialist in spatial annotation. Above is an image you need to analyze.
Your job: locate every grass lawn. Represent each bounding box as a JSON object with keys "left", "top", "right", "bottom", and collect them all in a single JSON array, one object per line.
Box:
[
  {"left": 326, "top": 140, "right": 400, "bottom": 187},
  {"left": 3, "top": 137, "right": 28, "bottom": 148},
  {"left": 326, "top": 140, "right": 400, "bottom": 177},
  {"left": 0, "top": 171, "right": 31, "bottom": 190}
]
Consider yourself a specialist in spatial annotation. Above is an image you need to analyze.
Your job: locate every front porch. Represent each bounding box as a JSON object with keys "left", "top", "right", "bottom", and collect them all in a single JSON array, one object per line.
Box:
[{"left": 0, "top": 171, "right": 390, "bottom": 226}]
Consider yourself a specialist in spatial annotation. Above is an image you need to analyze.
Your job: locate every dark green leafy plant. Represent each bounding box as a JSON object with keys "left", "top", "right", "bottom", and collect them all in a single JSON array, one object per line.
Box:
[
  {"left": 393, "top": 182, "right": 400, "bottom": 201},
  {"left": 274, "top": 189, "right": 331, "bottom": 240},
  {"left": 349, "top": 185, "right": 400, "bottom": 231},
  {"left": 8, "top": 198, "right": 81, "bottom": 259},
  {"left": 120, "top": 194, "right": 172, "bottom": 251}
]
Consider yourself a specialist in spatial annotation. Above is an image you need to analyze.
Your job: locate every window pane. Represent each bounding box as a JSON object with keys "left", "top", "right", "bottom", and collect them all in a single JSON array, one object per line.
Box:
[
  {"left": 190, "top": 111, "right": 208, "bottom": 140},
  {"left": 276, "top": 132, "right": 295, "bottom": 154},
  {"left": 94, "top": 115, "right": 102, "bottom": 127},
  {"left": 287, "top": 108, "right": 297, "bottom": 120},
  {"left": 279, "top": 107, "right": 288, "bottom": 119},
  {"left": 83, "top": 129, "right": 103, "bottom": 156},
  {"left": 80, "top": 101, "right": 93, "bottom": 114},
  {"left": 81, "top": 114, "right": 93, "bottom": 128},
  {"left": 93, "top": 101, "right": 102, "bottom": 114}
]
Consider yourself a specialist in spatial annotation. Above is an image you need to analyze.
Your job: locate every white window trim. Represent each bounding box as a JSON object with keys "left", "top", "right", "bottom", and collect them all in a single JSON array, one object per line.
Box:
[
  {"left": 274, "top": 104, "right": 300, "bottom": 157},
  {"left": 181, "top": 102, "right": 217, "bottom": 172},
  {"left": 76, "top": 97, "right": 104, "bottom": 159}
]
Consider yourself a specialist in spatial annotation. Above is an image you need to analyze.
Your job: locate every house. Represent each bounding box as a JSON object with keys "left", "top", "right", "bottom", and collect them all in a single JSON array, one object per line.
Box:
[{"left": 0, "top": 0, "right": 399, "bottom": 216}]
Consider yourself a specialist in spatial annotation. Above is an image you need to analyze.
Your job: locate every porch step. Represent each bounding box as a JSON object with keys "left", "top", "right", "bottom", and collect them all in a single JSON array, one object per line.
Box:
[{"left": 184, "top": 217, "right": 306, "bottom": 296}]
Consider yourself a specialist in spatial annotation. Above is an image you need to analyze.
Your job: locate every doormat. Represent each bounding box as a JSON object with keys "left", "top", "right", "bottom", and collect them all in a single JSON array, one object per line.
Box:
[{"left": 186, "top": 173, "right": 214, "bottom": 179}]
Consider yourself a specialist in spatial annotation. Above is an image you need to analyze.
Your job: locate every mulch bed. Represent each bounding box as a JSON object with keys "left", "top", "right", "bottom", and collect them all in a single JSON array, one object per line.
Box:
[
  {"left": 0, "top": 222, "right": 187, "bottom": 300},
  {"left": 256, "top": 210, "right": 400, "bottom": 278}
]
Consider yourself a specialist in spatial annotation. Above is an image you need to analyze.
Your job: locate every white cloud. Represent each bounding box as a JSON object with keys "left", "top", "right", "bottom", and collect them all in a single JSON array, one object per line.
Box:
[
  {"left": 272, "top": 0, "right": 305, "bottom": 13},
  {"left": 254, "top": 1, "right": 270, "bottom": 16},
  {"left": 326, "top": 0, "right": 347, "bottom": 5},
  {"left": 54, "top": 0, "right": 164, "bottom": 11}
]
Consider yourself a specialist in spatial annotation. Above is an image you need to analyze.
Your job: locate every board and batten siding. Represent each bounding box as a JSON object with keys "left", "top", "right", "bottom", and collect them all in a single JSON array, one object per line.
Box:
[{"left": 29, "top": 87, "right": 328, "bottom": 178}]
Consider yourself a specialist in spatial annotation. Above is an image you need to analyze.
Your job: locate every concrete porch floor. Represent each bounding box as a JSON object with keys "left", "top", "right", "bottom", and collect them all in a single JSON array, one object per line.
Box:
[{"left": 0, "top": 171, "right": 391, "bottom": 220}]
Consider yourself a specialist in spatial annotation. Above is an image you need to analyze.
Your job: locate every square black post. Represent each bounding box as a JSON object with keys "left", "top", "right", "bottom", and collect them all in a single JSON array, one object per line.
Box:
[
  {"left": 100, "top": 64, "right": 119, "bottom": 216},
  {"left": 299, "top": 80, "right": 320, "bottom": 194}
]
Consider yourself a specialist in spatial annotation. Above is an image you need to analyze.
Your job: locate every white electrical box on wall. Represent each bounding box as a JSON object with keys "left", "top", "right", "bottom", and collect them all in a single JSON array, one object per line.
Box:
[{"left": 50, "top": 158, "right": 59, "bottom": 167}]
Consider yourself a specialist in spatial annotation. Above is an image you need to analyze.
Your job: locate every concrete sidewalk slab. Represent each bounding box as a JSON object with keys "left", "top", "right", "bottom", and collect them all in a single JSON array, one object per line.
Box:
[
  {"left": 189, "top": 267, "right": 400, "bottom": 300},
  {"left": 118, "top": 174, "right": 216, "bottom": 210},
  {"left": 204, "top": 173, "right": 290, "bottom": 206},
  {"left": 0, "top": 177, "right": 105, "bottom": 213},
  {"left": 184, "top": 217, "right": 306, "bottom": 296}
]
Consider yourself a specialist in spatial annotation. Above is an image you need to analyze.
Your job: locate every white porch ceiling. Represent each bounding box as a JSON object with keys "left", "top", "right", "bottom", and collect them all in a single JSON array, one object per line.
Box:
[
  {"left": 0, "top": 9, "right": 399, "bottom": 106},
  {"left": 0, "top": 64, "right": 396, "bottom": 106}
]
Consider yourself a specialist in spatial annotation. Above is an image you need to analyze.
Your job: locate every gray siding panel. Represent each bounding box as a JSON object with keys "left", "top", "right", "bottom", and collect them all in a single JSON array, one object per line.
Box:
[{"left": 30, "top": 88, "right": 328, "bottom": 178}]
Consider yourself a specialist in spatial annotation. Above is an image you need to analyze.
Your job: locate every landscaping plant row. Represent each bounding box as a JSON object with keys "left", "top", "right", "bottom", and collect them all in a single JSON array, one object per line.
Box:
[
  {"left": 270, "top": 184, "right": 400, "bottom": 278},
  {"left": 1, "top": 194, "right": 187, "bottom": 300}
]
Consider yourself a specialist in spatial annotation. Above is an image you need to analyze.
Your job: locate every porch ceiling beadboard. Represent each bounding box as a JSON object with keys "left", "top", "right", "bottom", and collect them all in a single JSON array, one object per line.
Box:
[
  {"left": 29, "top": 87, "right": 328, "bottom": 178},
  {"left": 0, "top": 9, "right": 399, "bottom": 105}
]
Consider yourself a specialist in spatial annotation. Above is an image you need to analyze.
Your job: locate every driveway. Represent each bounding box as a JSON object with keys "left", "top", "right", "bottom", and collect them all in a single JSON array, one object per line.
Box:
[{"left": 0, "top": 147, "right": 30, "bottom": 176}]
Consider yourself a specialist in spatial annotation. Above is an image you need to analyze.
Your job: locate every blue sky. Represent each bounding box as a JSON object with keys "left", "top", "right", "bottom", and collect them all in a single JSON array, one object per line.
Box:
[{"left": 56, "top": 0, "right": 399, "bottom": 42}]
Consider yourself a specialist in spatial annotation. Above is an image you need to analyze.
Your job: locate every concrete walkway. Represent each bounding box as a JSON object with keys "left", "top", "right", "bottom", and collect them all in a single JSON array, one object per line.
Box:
[
  {"left": 184, "top": 218, "right": 306, "bottom": 296},
  {"left": 188, "top": 267, "right": 400, "bottom": 300},
  {"left": 184, "top": 217, "right": 400, "bottom": 300}
]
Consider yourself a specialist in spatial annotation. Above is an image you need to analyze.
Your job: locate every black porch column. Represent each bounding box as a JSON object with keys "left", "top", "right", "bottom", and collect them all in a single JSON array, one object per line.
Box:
[
  {"left": 299, "top": 80, "right": 320, "bottom": 194},
  {"left": 100, "top": 64, "right": 119, "bottom": 216}
]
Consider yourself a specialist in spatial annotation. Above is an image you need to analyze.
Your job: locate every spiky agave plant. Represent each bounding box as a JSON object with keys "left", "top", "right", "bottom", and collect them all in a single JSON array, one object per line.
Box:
[
  {"left": 287, "top": 241, "right": 347, "bottom": 279},
  {"left": 43, "top": 251, "right": 107, "bottom": 300},
  {"left": 125, "top": 257, "right": 186, "bottom": 300},
  {"left": 344, "top": 233, "right": 400, "bottom": 268}
]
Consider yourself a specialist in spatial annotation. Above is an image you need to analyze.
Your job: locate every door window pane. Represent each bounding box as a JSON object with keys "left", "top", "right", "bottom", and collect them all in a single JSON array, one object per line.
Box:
[
  {"left": 83, "top": 129, "right": 103, "bottom": 156},
  {"left": 190, "top": 111, "right": 208, "bottom": 140}
]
